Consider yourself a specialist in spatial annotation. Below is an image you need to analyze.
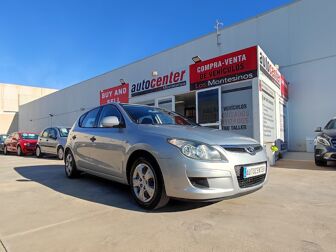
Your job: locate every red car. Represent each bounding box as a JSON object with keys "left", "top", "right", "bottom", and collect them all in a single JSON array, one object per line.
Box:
[{"left": 3, "top": 132, "right": 39, "bottom": 156}]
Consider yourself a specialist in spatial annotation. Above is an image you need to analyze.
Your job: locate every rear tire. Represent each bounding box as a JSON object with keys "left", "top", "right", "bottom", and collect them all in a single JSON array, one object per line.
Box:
[
  {"left": 130, "top": 156, "right": 169, "bottom": 210},
  {"left": 36, "top": 146, "right": 43, "bottom": 158},
  {"left": 57, "top": 147, "right": 64, "bottom": 160},
  {"left": 17, "top": 146, "right": 24, "bottom": 156},
  {"left": 64, "top": 150, "right": 80, "bottom": 178}
]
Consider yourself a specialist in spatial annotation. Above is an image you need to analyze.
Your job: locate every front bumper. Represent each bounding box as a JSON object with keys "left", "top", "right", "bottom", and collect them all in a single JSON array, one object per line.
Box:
[
  {"left": 158, "top": 146, "right": 268, "bottom": 200},
  {"left": 22, "top": 145, "right": 36, "bottom": 154},
  {"left": 315, "top": 145, "right": 336, "bottom": 161}
]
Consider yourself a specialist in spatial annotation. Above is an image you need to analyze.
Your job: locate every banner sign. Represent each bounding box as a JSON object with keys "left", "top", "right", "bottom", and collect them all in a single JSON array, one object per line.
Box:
[
  {"left": 131, "top": 70, "right": 187, "bottom": 97},
  {"left": 100, "top": 84, "right": 129, "bottom": 105},
  {"left": 189, "top": 46, "right": 258, "bottom": 91},
  {"left": 262, "top": 86, "right": 276, "bottom": 143},
  {"left": 221, "top": 87, "right": 253, "bottom": 137},
  {"left": 259, "top": 48, "right": 281, "bottom": 88},
  {"left": 281, "top": 75, "right": 289, "bottom": 100}
]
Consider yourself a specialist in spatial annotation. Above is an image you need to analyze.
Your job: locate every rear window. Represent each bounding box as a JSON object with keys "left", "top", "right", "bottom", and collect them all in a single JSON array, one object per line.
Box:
[
  {"left": 21, "top": 133, "right": 38, "bottom": 140},
  {"left": 59, "top": 128, "right": 70, "bottom": 137}
]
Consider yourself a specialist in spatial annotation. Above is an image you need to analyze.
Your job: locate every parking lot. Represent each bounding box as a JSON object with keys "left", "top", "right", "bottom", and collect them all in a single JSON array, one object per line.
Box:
[{"left": 0, "top": 155, "right": 335, "bottom": 252}]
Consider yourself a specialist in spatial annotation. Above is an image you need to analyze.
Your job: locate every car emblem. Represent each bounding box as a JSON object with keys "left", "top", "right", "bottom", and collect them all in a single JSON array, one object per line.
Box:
[{"left": 245, "top": 146, "right": 256, "bottom": 155}]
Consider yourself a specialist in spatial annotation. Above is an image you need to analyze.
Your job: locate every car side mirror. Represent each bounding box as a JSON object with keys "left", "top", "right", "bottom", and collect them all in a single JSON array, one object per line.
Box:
[
  {"left": 101, "top": 116, "right": 120, "bottom": 128},
  {"left": 315, "top": 127, "right": 322, "bottom": 132}
]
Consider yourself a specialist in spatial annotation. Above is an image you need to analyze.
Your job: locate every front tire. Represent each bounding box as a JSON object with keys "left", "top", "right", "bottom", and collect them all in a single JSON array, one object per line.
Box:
[
  {"left": 130, "top": 157, "right": 169, "bottom": 210},
  {"left": 36, "top": 146, "right": 43, "bottom": 158},
  {"left": 3, "top": 146, "right": 8, "bottom": 155},
  {"left": 64, "top": 150, "right": 80, "bottom": 178},
  {"left": 315, "top": 157, "right": 327, "bottom": 166}
]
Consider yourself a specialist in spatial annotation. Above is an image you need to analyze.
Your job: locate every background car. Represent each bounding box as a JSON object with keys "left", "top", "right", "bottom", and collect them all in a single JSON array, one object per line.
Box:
[
  {"left": 3, "top": 132, "right": 39, "bottom": 156},
  {"left": 0, "top": 134, "right": 8, "bottom": 152},
  {"left": 36, "top": 127, "right": 70, "bottom": 160},
  {"left": 64, "top": 103, "right": 268, "bottom": 210},
  {"left": 314, "top": 117, "right": 336, "bottom": 166}
]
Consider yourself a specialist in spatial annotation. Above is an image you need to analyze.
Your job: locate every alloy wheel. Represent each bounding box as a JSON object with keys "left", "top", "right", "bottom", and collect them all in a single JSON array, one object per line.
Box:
[
  {"left": 65, "top": 153, "right": 73, "bottom": 175},
  {"left": 132, "top": 163, "right": 156, "bottom": 203},
  {"left": 36, "top": 147, "right": 40, "bottom": 157},
  {"left": 58, "top": 148, "right": 64, "bottom": 160}
]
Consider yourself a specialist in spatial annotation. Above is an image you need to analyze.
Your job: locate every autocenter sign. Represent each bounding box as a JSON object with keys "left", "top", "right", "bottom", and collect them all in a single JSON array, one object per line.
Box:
[
  {"left": 259, "top": 48, "right": 281, "bottom": 88},
  {"left": 100, "top": 83, "right": 129, "bottom": 105},
  {"left": 130, "top": 69, "right": 187, "bottom": 97},
  {"left": 189, "top": 46, "right": 258, "bottom": 90}
]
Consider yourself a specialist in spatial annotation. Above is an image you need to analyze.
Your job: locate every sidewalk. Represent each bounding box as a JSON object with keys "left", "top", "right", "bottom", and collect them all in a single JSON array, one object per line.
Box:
[{"left": 281, "top": 151, "right": 314, "bottom": 161}]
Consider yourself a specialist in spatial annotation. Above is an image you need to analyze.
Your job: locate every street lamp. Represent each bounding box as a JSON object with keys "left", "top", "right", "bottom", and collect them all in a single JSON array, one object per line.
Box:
[
  {"left": 192, "top": 56, "right": 202, "bottom": 63},
  {"left": 49, "top": 113, "right": 54, "bottom": 127}
]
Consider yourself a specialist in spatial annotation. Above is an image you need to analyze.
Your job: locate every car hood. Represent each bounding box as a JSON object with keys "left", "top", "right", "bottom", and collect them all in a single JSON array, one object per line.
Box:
[
  {"left": 137, "top": 125, "right": 259, "bottom": 145},
  {"left": 321, "top": 130, "right": 336, "bottom": 138}
]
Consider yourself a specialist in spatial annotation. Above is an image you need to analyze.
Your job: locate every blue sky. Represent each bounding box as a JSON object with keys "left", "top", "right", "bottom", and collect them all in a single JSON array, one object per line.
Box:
[{"left": 0, "top": 0, "right": 292, "bottom": 89}]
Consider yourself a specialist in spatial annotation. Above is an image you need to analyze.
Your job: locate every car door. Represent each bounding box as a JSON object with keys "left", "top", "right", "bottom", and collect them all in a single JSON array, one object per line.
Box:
[
  {"left": 72, "top": 107, "right": 101, "bottom": 170},
  {"left": 39, "top": 129, "right": 50, "bottom": 153},
  {"left": 47, "top": 128, "right": 59, "bottom": 155},
  {"left": 89, "top": 104, "right": 127, "bottom": 178}
]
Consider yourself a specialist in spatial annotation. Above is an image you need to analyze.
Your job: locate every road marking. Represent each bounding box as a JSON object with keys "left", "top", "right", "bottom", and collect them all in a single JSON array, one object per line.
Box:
[{"left": 3, "top": 209, "right": 110, "bottom": 240}]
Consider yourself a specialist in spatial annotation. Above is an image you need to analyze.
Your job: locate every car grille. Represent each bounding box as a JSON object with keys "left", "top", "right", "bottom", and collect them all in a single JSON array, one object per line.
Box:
[
  {"left": 234, "top": 163, "right": 267, "bottom": 188},
  {"left": 221, "top": 144, "right": 263, "bottom": 154},
  {"left": 331, "top": 139, "right": 336, "bottom": 147}
]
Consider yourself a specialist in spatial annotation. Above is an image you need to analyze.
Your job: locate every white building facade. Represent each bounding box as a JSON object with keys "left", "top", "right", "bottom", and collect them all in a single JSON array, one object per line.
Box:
[{"left": 19, "top": 0, "right": 336, "bottom": 152}]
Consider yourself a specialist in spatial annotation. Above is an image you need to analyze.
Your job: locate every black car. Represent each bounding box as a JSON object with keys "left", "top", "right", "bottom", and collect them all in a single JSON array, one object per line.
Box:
[
  {"left": 0, "top": 134, "right": 8, "bottom": 152},
  {"left": 314, "top": 118, "right": 336, "bottom": 166}
]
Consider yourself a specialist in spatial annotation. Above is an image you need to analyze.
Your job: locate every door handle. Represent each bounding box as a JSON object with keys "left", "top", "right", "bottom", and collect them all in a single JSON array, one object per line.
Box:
[
  {"left": 72, "top": 135, "right": 77, "bottom": 140},
  {"left": 90, "top": 136, "right": 96, "bottom": 142}
]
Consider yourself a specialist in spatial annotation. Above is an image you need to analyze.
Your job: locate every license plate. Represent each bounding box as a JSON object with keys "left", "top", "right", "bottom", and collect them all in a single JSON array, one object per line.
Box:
[{"left": 243, "top": 163, "right": 266, "bottom": 178}]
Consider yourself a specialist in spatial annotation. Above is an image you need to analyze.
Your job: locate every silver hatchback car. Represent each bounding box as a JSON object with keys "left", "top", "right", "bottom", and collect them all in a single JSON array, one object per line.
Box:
[
  {"left": 64, "top": 103, "right": 268, "bottom": 209},
  {"left": 36, "top": 127, "right": 70, "bottom": 160}
]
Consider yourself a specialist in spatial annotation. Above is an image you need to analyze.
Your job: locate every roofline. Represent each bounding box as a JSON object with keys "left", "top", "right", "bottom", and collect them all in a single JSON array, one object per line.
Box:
[
  {"left": 23, "top": 0, "right": 301, "bottom": 94},
  {"left": 0, "top": 82, "right": 58, "bottom": 90}
]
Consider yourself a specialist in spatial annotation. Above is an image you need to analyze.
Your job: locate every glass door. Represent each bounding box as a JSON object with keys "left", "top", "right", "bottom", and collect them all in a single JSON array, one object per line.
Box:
[
  {"left": 196, "top": 87, "right": 221, "bottom": 129},
  {"left": 156, "top": 96, "right": 175, "bottom": 111}
]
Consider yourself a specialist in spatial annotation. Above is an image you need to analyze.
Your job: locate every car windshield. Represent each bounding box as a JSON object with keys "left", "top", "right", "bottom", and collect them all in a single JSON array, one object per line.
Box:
[
  {"left": 58, "top": 128, "right": 70, "bottom": 137},
  {"left": 122, "top": 104, "right": 197, "bottom": 126},
  {"left": 325, "top": 119, "right": 336, "bottom": 130},
  {"left": 0, "top": 135, "right": 7, "bottom": 141},
  {"left": 21, "top": 133, "right": 38, "bottom": 139}
]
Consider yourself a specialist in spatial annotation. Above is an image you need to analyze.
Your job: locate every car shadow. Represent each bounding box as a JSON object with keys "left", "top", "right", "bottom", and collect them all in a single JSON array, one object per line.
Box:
[{"left": 14, "top": 164, "right": 215, "bottom": 212}]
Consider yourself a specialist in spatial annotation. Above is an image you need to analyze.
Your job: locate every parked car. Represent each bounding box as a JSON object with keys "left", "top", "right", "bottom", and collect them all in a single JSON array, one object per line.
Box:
[
  {"left": 36, "top": 127, "right": 70, "bottom": 160},
  {"left": 64, "top": 103, "right": 268, "bottom": 209},
  {"left": 0, "top": 134, "right": 8, "bottom": 152},
  {"left": 314, "top": 117, "right": 336, "bottom": 166},
  {"left": 3, "top": 132, "right": 39, "bottom": 156}
]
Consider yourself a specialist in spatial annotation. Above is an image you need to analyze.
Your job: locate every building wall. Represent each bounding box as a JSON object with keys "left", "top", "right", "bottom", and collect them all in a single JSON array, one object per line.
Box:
[
  {"left": 0, "top": 83, "right": 56, "bottom": 134},
  {"left": 19, "top": 0, "right": 336, "bottom": 151}
]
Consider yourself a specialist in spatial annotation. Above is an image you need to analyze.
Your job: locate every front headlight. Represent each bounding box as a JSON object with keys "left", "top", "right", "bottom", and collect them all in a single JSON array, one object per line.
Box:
[
  {"left": 168, "top": 138, "right": 224, "bottom": 161},
  {"left": 316, "top": 136, "right": 330, "bottom": 146},
  {"left": 24, "top": 142, "right": 30, "bottom": 146}
]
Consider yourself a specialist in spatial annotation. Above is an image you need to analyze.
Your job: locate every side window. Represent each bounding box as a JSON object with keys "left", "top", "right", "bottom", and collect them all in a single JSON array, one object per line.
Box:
[
  {"left": 78, "top": 113, "right": 87, "bottom": 127},
  {"left": 81, "top": 108, "right": 101, "bottom": 128},
  {"left": 42, "top": 129, "right": 49, "bottom": 138},
  {"left": 49, "top": 128, "right": 57, "bottom": 139},
  {"left": 98, "top": 105, "right": 124, "bottom": 127}
]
